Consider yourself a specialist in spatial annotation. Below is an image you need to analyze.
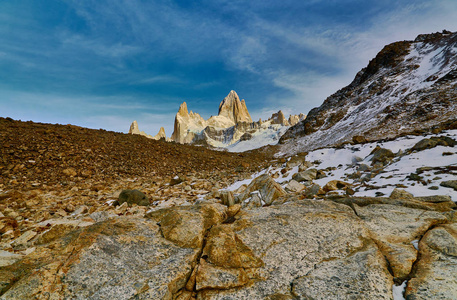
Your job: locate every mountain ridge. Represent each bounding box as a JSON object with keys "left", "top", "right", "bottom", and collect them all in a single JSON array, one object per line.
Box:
[
  {"left": 131, "top": 90, "right": 305, "bottom": 151},
  {"left": 280, "top": 30, "right": 457, "bottom": 155}
]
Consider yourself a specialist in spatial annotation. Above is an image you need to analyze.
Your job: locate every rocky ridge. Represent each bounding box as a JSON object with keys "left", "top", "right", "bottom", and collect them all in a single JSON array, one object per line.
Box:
[{"left": 280, "top": 30, "right": 457, "bottom": 155}]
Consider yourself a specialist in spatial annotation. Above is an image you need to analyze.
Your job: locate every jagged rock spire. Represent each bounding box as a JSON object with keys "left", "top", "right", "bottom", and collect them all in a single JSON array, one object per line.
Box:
[
  {"left": 218, "top": 90, "right": 253, "bottom": 124},
  {"left": 129, "top": 120, "right": 140, "bottom": 134}
]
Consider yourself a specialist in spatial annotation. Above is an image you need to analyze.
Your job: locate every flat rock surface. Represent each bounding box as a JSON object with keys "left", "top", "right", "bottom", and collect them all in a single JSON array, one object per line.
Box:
[
  {"left": 198, "top": 200, "right": 393, "bottom": 299},
  {"left": 0, "top": 217, "right": 200, "bottom": 299}
]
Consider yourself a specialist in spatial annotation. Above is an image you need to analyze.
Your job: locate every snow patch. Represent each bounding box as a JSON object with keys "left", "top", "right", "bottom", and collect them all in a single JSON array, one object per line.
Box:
[{"left": 393, "top": 280, "right": 407, "bottom": 300}]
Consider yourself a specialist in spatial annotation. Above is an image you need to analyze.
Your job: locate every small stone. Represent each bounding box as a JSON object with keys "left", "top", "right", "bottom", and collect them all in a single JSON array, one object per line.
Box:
[
  {"left": 55, "top": 209, "right": 68, "bottom": 217},
  {"left": 369, "top": 147, "right": 394, "bottom": 165},
  {"left": 352, "top": 135, "right": 367, "bottom": 144},
  {"left": 0, "top": 217, "right": 19, "bottom": 234},
  {"left": 0, "top": 250, "right": 24, "bottom": 267},
  {"left": 227, "top": 204, "right": 241, "bottom": 219},
  {"left": 170, "top": 175, "right": 185, "bottom": 186},
  {"left": 63, "top": 168, "right": 77, "bottom": 177},
  {"left": 11, "top": 230, "right": 37, "bottom": 247},
  {"left": 408, "top": 173, "right": 423, "bottom": 181},
  {"left": 352, "top": 156, "right": 363, "bottom": 164},
  {"left": 73, "top": 205, "right": 89, "bottom": 215},
  {"left": 390, "top": 188, "right": 414, "bottom": 199},
  {"left": 115, "top": 202, "right": 129, "bottom": 214},
  {"left": 357, "top": 164, "right": 370, "bottom": 172},
  {"left": 65, "top": 204, "right": 75, "bottom": 213},
  {"left": 304, "top": 184, "right": 322, "bottom": 198},
  {"left": 89, "top": 211, "right": 115, "bottom": 223}
]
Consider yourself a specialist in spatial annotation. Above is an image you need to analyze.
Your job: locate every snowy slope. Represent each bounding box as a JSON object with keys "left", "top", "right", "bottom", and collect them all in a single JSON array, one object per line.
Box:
[
  {"left": 227, "top": 129, "right": 457, "bottom": 202},
  {"left": 291, "top": 130, "right": 456, "bottom": 201},
  {"left": 216, "top": 122, "right": 288, "bottom": 152},
  {"left": 280, "top": 31, "right": 457, "bottom": 156}
]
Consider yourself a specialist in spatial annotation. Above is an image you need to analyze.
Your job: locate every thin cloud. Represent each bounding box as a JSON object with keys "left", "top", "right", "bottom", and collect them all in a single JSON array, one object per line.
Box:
[
  {"left": 134, "top": 75, "right": 184, "bottom": 85},
  {"left": 61, "top": 34, "right": 141, "bottom": 58}
]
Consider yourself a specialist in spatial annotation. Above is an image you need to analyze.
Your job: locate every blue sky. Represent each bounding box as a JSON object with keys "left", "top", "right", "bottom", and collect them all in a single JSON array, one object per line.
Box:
[{"left": 1, "top": 0, "right": 456, "bottom": 136}]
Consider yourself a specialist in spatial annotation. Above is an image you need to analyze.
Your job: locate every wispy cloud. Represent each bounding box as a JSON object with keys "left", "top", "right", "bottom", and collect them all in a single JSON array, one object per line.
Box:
[
  {"left": 134, "top": 75, "right": 184, "bottom": 85},
  {"left": 60, "top": 34, "right": 141, "bottom": 58}
]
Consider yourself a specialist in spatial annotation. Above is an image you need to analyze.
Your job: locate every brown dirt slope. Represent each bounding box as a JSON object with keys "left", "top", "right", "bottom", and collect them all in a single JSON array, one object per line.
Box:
[{"left": 0, "top": 117, "right": 272, "bottom": 189}]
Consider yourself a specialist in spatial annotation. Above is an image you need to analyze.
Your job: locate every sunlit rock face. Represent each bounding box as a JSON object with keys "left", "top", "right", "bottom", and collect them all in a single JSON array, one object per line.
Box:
[
  {"left": 168, "top": 90, "right": 304, "bottom": 150},
  {"left": 130, "top": 90, "right": 304, "bottom": 151},
  {"left": 129, "top": 120, "right": 167, "bottom": 141}
]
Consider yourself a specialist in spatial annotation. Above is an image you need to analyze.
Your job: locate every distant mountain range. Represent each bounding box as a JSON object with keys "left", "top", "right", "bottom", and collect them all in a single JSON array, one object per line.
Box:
[{"left": 129, "top": 90, "right": 305, "bottom": 151}]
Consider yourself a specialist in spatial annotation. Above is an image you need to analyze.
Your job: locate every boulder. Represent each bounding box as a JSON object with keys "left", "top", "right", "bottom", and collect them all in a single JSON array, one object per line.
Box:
[
  {"left": 118, "top": 189, "right": 149, "bottom": 206},
  {"left": 292, "top": 168, "right": 317, "bottom": 182},
  {"left": 440, "top": 180, "right": 457, "bottom": 191},
  {"left": 285, "top": 180, "right": 305, "bottom": 193},
  {"left": 323, "top": 180, "right": 352, "bottom": 193},
  {"left": 145, "top": 203, "right": 227, "bottom": 249},
  {"left": 369, "top": 147, "right": 395, "bottom": 165},
  {"left": 0, "top": 217, "right": 202, "bottom": 299},
  {"left": 292, "top": 240, "right": 391, "bottom": 299},
  {"left": 410, "top": 136, "right": 457, "bottom": 152},
  {"left": 236, "top": 174, "right": 287, "bottom": 206}
]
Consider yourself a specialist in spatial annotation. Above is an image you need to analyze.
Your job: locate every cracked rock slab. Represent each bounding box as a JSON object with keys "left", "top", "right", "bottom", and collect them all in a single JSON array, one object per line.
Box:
[
  {"left": 354, "top": 203, "right": 449, "bottom": 279},
  {"left": 197, "top": 200, "right": 393, "bottom": 299},
  {"left": 406, "top": 223, "right": 457, "bottom": 299}
]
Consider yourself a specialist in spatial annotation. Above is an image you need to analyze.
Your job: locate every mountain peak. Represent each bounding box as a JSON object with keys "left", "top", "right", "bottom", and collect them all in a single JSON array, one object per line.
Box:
[
  {"left": 218, "top": 90, "right": 253, "bottom": 124},
  {"left": 177, "top": 102, "right": 189, "bottom": 117}
]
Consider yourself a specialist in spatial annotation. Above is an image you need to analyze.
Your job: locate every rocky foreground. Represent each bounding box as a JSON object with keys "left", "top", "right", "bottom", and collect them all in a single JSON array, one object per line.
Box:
[{"left": 1, "top": 117, "right": 457, "bottom": 299}]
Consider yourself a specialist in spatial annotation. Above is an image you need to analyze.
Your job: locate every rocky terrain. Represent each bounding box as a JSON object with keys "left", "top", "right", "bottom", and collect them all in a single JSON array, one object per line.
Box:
[
  {"left": 131, "top": 90, "right": 305, "bottom": 151},
  {"left": 1, "top": 31, "right": 457, "bottom": 300},
  {"left": 280, "top": 30, "right": 457, "bottom": 155},
  {"left": 1, "top": 116, "right": 456, "bottom": 299}
]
